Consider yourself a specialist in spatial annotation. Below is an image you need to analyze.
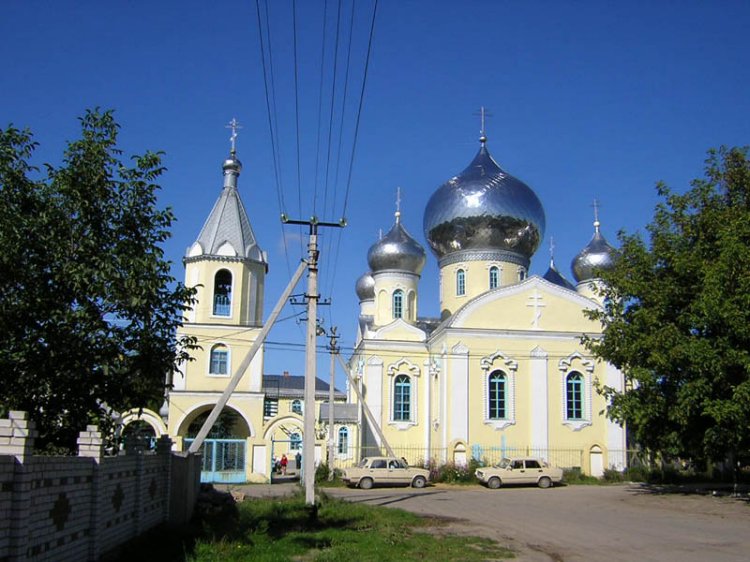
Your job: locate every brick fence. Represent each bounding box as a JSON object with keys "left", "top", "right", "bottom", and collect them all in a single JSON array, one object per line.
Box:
[{"left": 0, "top": 411, "right": 201, "bottom": 562}]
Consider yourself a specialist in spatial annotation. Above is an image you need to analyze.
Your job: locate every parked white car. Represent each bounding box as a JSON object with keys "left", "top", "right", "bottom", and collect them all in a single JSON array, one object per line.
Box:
[
  {"left": 342, "top": 457, "right": 430, "bottom": 489},
  {"left": 475, "top": 457, "right": 563, "bottom": 489}
]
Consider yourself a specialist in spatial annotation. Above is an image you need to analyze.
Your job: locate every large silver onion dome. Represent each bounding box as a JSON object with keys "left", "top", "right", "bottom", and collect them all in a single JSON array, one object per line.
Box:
[
  {"left": 355, "top": 271, "right": 375, "bottom": 301},
  {"left": 367, "top": 213, "right": 426, "bottom": 275},
  {"left": 423, "top": 143, "right": 546, "bottom": 264},
  {"left": 571, "top": 220, "right": 617, "bottom": 282}
]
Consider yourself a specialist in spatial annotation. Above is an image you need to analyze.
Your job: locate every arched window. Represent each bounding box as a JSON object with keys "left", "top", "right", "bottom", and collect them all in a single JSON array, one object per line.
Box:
[
  {"left": 337, "top": 427, "right": 349, "bottom": 454},
  {"left": 488, "top": 370, "right": 506, "bottom": 419},
  {"left": 489, "top": 266, "right": 499, "bottom": 290},
  {"left": 291, "top": 400, "right": 302, "bottom": 415},
  {"left": 566, "top": 372, "right": 583, "bottom": 420},
  {"left": 393, "top": 374, "right": 411, "bottom": 421},
  {"left": 393, "top": 289, "right": 404, "bottom": 319},
  {"left": 290, "top": 432, "right": 302, "bottom": 451},
  {"left": 209, "top": 344, "right": 229, "bottom": 375},
  {"left": 518, "top": 268, "right": 527, "bottom": 282},
  {"left": 213, "top": 269, "right": 232, "bottom": 316},
  {"left": 456, "top": 269, "right": 466, "bottom": 296}
]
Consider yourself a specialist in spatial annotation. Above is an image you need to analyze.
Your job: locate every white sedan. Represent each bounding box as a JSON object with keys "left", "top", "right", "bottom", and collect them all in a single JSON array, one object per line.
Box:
[{"left": 475, "top": 457, "right": 563, "bottom": 489}]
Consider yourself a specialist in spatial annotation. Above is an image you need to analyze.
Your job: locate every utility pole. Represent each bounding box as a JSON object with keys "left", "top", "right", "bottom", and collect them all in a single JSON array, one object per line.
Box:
[
  {"left": 326, "top": 327, "right": 339, "bottom": 480},
  {"left": 282, "top": 215, "right": 345, "bottom": 506}
]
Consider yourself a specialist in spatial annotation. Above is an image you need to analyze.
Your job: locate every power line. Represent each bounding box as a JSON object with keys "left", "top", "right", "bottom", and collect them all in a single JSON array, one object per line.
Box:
[
  {"left": 340, "top": 0, "right": 378, "bottom": 221},
  {"left": 254, "top": 0, "right": 293, "bottom": 278}
]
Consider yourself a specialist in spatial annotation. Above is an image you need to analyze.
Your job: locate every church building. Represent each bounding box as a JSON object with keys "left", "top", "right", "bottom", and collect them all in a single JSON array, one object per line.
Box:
[{"left": 349, "top": 132, "right": 626, "bottom": 476}]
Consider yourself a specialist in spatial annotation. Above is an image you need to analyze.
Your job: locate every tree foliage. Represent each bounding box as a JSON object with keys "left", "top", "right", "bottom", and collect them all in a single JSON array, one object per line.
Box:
[
  {"left": 585, "top": 147, "right": 750, "bottom": 466},
  {"left": 0, "top": 110, "right": 195, "bottom": 452}
]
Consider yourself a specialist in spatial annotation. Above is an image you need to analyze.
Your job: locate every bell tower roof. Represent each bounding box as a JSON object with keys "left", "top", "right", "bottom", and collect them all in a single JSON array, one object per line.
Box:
[{"left": 186, "top": 119, "right": 266, "bottom": 266}]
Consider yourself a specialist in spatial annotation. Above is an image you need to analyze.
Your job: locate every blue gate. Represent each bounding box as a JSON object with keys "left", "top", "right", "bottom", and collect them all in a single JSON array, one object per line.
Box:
[{"left": 184, "top": 438, "right": 246, "bottom": 483}]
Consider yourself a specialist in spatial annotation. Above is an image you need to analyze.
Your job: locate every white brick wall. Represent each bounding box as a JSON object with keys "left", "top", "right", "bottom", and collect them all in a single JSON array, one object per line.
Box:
[{"left": 0, "top": 413, "right": 200, "bottom": 562}]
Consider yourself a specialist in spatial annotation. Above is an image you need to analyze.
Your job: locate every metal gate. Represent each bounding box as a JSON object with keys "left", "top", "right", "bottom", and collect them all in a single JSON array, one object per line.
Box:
[{"left": 184, "top": 438, "right": 246, "bottom": 483}]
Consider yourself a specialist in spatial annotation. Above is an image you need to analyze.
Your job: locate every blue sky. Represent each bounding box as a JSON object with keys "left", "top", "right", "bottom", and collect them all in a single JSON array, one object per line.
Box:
[{"left": 3, "top": 1, "right": 749, "bottom": 388}]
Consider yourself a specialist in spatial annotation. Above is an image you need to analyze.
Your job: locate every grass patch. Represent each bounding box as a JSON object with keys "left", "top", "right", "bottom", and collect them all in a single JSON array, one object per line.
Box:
[{"left": 113, "top": 490, "right": 513, "bottom": 561}]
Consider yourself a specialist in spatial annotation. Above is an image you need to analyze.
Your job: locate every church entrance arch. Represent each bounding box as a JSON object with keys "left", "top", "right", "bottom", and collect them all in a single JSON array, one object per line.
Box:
[
  {"left": 452, "top": 442, "right": 468, "bottom": 467},
  {"left": 264, "top": 416, "right": 304, "bottom": 481},
  {"left": 179, "top": 404, "right": 251, "bottom": 484}
]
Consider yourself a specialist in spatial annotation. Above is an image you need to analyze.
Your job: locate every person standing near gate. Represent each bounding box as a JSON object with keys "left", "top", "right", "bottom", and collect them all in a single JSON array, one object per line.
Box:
[
  {"left": 280, "top": 454, "right": 288, "bottom": 475},
  {"left": 295, "top": 451, "right": 302, "bottom": 475}
]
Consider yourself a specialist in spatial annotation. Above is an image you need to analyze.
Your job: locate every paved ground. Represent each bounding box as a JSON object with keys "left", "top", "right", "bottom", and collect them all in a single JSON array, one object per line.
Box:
[{"left": 225, "top": 482, "right": 750, "bottom": 561}]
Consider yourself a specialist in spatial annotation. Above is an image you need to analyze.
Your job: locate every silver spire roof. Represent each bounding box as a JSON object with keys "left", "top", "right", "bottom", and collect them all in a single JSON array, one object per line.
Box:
[{"left": 186, "top": 150, "right": 266, "bottom": 264}]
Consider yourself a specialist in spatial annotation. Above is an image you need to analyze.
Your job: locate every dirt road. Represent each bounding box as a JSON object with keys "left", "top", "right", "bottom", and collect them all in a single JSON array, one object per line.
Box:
[{"left": 324, "top": 484, "right": 750, "bottom": 562}]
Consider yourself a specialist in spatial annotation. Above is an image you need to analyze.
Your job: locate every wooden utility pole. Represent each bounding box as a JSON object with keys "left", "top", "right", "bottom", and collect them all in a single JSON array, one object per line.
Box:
[{"left": 282, "top": 215, "right": 345, "bottom": 506}]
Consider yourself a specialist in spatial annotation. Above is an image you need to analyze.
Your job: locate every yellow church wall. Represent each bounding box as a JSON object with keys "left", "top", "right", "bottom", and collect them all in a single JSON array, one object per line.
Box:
[
  {"left": 372, "top": 271, "right": 419, "bottom": 325},
  {"left": 184, "top": 259, "right": 264, "bottom": 326},
  {"left": 452, "top": 283, "right": 599, "bottom": 334},
  {"left": 440, "top": 260, "right": 527, "bottom": 316},
  {"left": 175, "top": 324, "right": 263, "bottom": 392}
]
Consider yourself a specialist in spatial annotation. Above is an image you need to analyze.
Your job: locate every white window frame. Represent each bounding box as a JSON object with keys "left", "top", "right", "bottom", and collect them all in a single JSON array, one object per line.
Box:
[
  {"left": 480, "top": 350, "right": 517, "bottom": 429},
  {"left": 208, "top": 343, "right": 231, "bottom": 377},
  {"left": 558, "top": 352, "right": 594, "bottom": 431}
]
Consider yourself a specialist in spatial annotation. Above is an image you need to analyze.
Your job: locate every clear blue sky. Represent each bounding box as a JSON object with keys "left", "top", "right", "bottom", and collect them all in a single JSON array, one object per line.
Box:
[{"left": 3, "top": 1, "right": 749, "bottom": 388}]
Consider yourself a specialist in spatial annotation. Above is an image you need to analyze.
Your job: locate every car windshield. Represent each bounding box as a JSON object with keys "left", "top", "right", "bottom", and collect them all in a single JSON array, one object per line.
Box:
[
  {"left": 495, "top": 458, "right": 511, "bottom": 468},
  {"left": 357, "top": 458, "right": 369, "bottom": 468}
]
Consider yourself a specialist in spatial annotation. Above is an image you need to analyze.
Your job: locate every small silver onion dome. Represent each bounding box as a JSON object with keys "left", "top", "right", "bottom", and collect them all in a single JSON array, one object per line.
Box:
[
  {"left": 355, "top": 271, "right": 375, "bottom": 301},
  {"left": 571, "top": 220, "right": 617, "bottom": 282},
  {"left": 223, "top": 152, "right": 243, "bottom": 174},
  {"left": 423, "top": 143, "right": 546, "bottom": 263},
  {"left": 367, "top": 212, "right": 426, "bottom": 275}
]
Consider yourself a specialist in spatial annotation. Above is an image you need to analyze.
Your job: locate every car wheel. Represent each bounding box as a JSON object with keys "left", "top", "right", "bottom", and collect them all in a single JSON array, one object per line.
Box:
[
  {"left": 538, "top": 476, "right": 552, "bottom": 489},
  {"left": 412, "top": 476, "right": 426, "bottom": 489},
  {"left": 487, "top": 477, "right": 502, "bottom": 489},
  {"left": 359, "top": 477, "right": 374, "bottom": 490}
]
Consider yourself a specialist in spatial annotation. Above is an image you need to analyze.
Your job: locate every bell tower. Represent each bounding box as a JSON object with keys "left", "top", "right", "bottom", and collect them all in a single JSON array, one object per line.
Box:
[{"left": 173, "top": 119, "right": 268, "bottom": 396}]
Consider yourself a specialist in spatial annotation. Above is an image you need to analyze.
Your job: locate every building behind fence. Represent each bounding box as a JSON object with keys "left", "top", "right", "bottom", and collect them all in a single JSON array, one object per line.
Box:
[
  {"left": 0, "top": 411, "right": 201, "bottom": 562},
  {"left": 329, "top": 443, "right": 634, "bottom": 474}
]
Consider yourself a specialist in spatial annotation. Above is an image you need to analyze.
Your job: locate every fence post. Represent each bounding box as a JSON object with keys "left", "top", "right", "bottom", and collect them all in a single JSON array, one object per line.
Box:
[
  {"left": 1, "top": 411, "right": 36, "bottom": 561},
  {"left": 156, "top": 435, "right": 173, "bottom": 523},
  {"left": 77, "top": 424, "right": 103, "bottom": 560}
]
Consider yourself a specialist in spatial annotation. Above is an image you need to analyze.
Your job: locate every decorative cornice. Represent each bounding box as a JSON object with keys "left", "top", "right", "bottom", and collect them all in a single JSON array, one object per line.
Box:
[
  {"left": 439, "top": 249, "right": 529, "bottom": 269},
  {"left": 183, "top": 255, "right": 265, "bottom": 266},
  {"left": 480, "top": 350, "right": 518, "bottom": 373}
]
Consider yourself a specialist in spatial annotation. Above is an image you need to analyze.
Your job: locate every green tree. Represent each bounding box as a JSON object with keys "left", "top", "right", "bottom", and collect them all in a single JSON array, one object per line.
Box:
[
  {"left": 0, "top": 110, "right": 195, "bottom": 452},
  {"left": 585, "top": 147, "right": 750, "bottom": 470}
]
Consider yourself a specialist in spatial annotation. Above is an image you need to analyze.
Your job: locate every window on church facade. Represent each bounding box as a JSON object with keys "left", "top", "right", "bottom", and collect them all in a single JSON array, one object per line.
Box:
[
  {"left": 213, "top": 269, "right": 232, "bottom": 316},
  {"left": 209, "top": 344, "right": 229, "bottom": 375},
  {"left": 489, "top": 266, "right": 499, "bottom": 289},
  {"left": 290, "top": 432, "right": 302, "bottom": 450},
  {"left": 518, "top": 268, "right": 527, "bottom": 281},
  {"left": 393, "top": 374, "right": 411, "bottom": 421},
  {"left": 566, "top": 372, "right": 583, "bottom": 419},
  {"left": 457, "top": 269, "right": 466, "bottom": 296},
  {"left": 338, "top": 427, "right": 348, "bottom": 454},
  {"left": 291, "top": 399, "right": 302, "bottom": 415},
  {"left": 488, "top": 370, "right": 506, "bottom": 419},
  {"left": 393, "top": 289, "right": 403, "bottom": 319}
]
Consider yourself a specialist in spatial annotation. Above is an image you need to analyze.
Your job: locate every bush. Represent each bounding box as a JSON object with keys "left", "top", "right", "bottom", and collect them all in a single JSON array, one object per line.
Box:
[
  {"left": 602, "top": 468, "right": 625, "bottom": 482},
  {"left": 430, "top": 458, "right": 481, "bottom": 484},
  {"left": 562, "top": 467, "right": 600, "bottom": 485},
  {"left": 315, "top": 462, "right": 331, "bottom": 483}
]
